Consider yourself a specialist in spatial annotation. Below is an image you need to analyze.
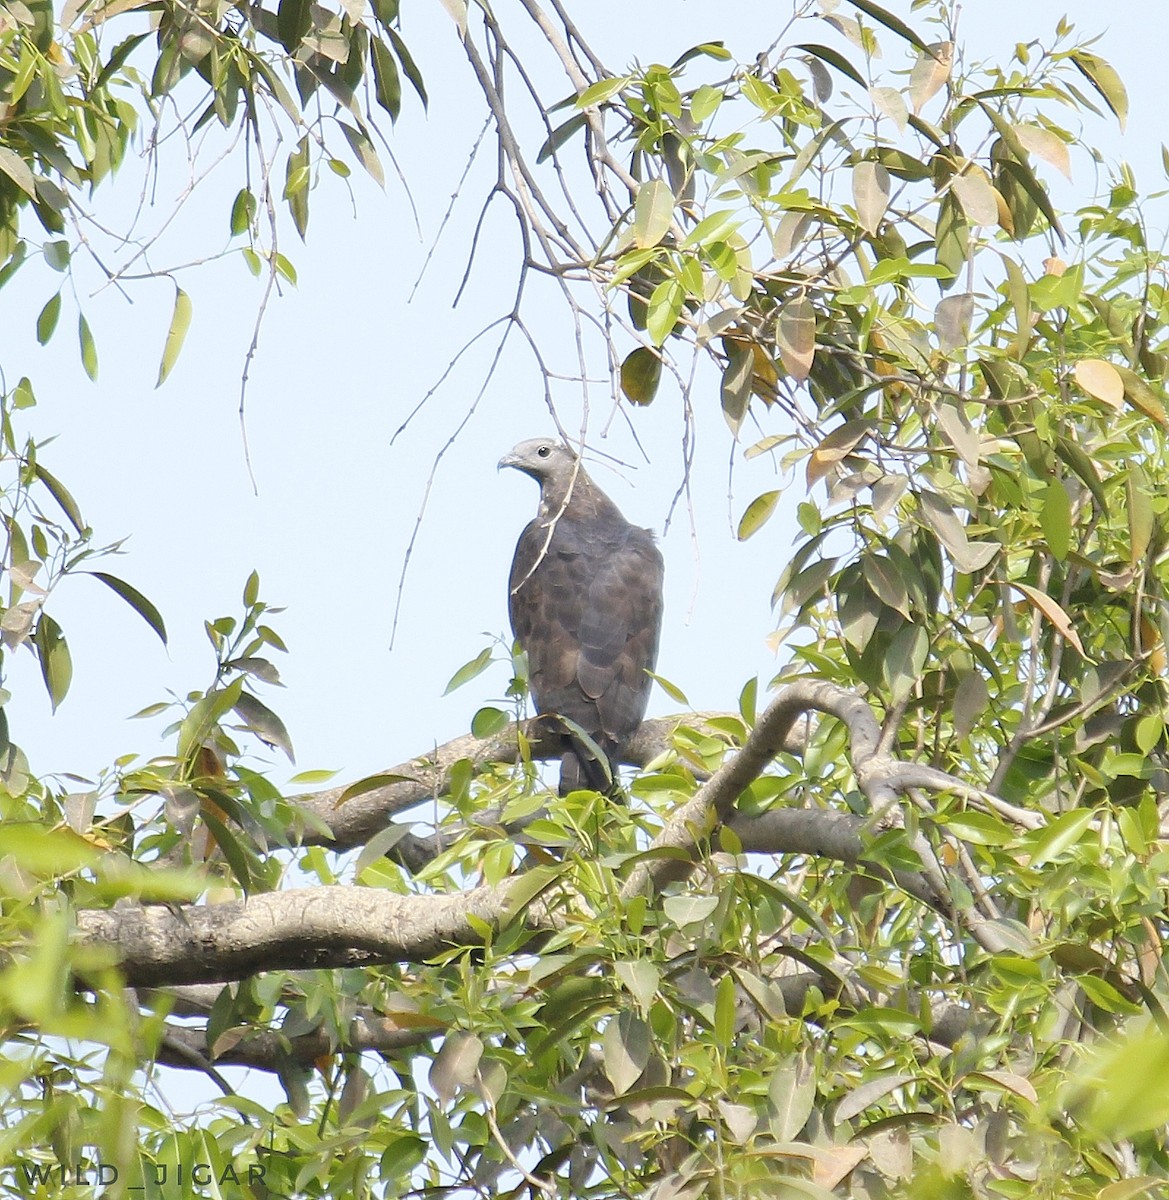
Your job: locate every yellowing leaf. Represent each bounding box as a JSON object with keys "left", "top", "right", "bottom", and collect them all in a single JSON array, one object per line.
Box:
[
  {"left": 1114, "top": 365, "right": 1169, "bottom": 428},
  {"left": 436, "top": 0, "right": 467, "bottom": 36},
  {"left": 633, "top": 179, "right": 674, "bottom": 249},
  {"left": 1074, "top": 358, "right": 1123, "bottom": 408},
  {"left": 772, "top": 210, "right": 813, "bottom": 259},
  {"left": 0, "top": 146, "right": 37, "bottom": 198},
  {"left": 721, "top": 340, "right": 753, "bottom": 434},
  {"left": 852, "top": 160, "right": 890, "bottom": 233},
  {"left": 1012, "top": 124, "right": 1072, "bottom": 180},
  {"left": 909, "top": 41, "right": 952, "bottom": 114},
  {"left": 1126, "top": 466, "right": 1154, "bottom": 566},
  {"left": 934, "top": 292, "right": 973, "bottom": 353},
  {"left": 806, "top": 420, "right": 873, "bottom": 488},
  {"left": 1010, "top": 581, "right": 1086, "bottom": 657},
  {"left": 777, "top": 295, "right": 815, "bottom": 381},
  {"left": 869, "top": 85, "right": 908, "bottom": 132},
  {"left": 951, "top": 170, "right": 998, "bottom": 226}
]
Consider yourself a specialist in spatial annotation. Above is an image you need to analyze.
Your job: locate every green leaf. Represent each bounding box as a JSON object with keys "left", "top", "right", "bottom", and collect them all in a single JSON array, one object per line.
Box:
[
  {"left": 444, "top": 647, "right": 493, "bottom": 694},
  {"left": 620, "top": 347, "right": 662, "bottom": 406},
  {"left": 663, "top": 894, "right": 718, "bottom": 928},
  {"left": 576, "top": 76, "right": 629, "bottom": 109},
  {"left": 690, "top": 83, "right": 722, "bottom": 124},
  {"left": 0, "top": 145, "right": 36, "bottom": 198},
  {"left": 34, "top": 613, "right": 72, "bottom": 711},
  {"left": 78, "top": 313, "right": 98, "bottom": 380},
  {"left": 1070, "top": 50, "right": 1128, "bottom": 130},
  {"left": 284, "top": 137, "right": 310, "bottom": 238},
  {"left": 0, "top": 824, "right": 99, "bottom": 876},
  {"left": 980, "top": 102, "right": 1065, "bottom": 240},
  {"left": 680, "top": 209, "right": 740, "bottom": 249},
  {"left": 1115, "top": 365, "right": 1169, "bottom": 429},
  {"left": 371, "top": 37, "right": 402, "bottom": 122},
  {"left": 471, "top": 706, "right": 508, "bottom": 739},
  {"left": 883, "top": 623, "right": 928, "bottom": 703},
  {"left": 939, "top": 811, "right": 1012, "bottom": 846},
  {"left": 276, "top": 0, "right": 310, "bottom": 52},
  {"left": 671, "top": 41, "right": 730, "bottom": 67},
  {"left": 274, "top": 254, "right": 298, "bottom": 285},
  {"left": 738, "top": 491, "right": 780, "bottom": 541},
  {"left": 1126, "top": 467, "right": 1154, "bottom": 566},
  {"left": 1039, "top": 480, "right": 1072, "bottom": 560},
  {"left": 603, "top": 1012, "right": 650, "bottom": 1095},
  {"left": 200, "top": 806, "right": 256, "bottom": 894},
  {"left": 33, "top": 463, "right": 85, "bottom": 533},
  {"left": 845, "top": 0, "right": 931, "bottom": 53},
  {"left": 336, "top": 772, "right": 416, "bottom": 805},
  {"left": 85, "top": 572, "right": 168, "bottom": 645},
  {"left": 714, "top": 972, "right": 736, "bottom": 1045},
  {"left": 1080, "top": 1024, "right": 1169, "bottom": 1139},
  {"left": 371, "top": 0, "right": 399, "bottom": 25},
  {"left": 44, "top": 240, "right": 70, "bottom": 271},
  {"left": 1028, "top": 808, "right": 1094, "bottom": 868},
  {"left": 501, "top": 863, "right": 562, "bottom": 919},
  {"left": 644, "top": 672, "right": 689, "bottom": 707},
  {"left": 36, "top": 292, "right": 60, "bottom": 344},
  {"left": 230, "top": 188, "right": 256, "bottom": 237},
  {"left": 720, "top": 341, "right": 753, "bottom": 435},
  {"left": 386, "top": 27, "right": 427, "bottom": 108},
  {"left": 233, "top": 691, "right": 295, "bottom": 761},
  {"left": 852, "top": 160, "right": 890, "bottom": 233},
  {"left": 12, "top": 377, "right": 35, "bottom": 410},
  {"left": 633, "top": 179, "right": 674, "bottom": 249},
  {"left": 796, "top": 43, "right": 866, "bottom": 87},
  {"left": 614, "top": 960, "right": 660, "bottom": 1015},
  {"left": 156, "top": 287, "right": 192, "bottom": 387},
  {"left": 538, "top": 113, "right": 587, "bottom": 163},
  {"left": 645, "top": 277, "right": 685, "bottom": 346},
  {"left": 177, "top": 679, "right": 243, "bottom": 764},
  {"left": 94, "top": 30, "right": 151, "bottom": 93},
  {"left": 739, "top": 676, "right": 757, "bottom": 726},
  {"left": 339, "top": 122, "right": 384, "bottom": 188}
]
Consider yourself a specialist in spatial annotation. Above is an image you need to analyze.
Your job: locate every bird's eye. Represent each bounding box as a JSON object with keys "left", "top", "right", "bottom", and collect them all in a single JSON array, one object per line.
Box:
[{"left": 537, "top": 445, "right": 551, "bottom": 458}]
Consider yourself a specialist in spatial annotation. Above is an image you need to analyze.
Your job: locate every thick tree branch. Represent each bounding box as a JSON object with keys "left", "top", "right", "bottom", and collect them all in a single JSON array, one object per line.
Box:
[
  {"left": 76, "top": 884, "right": 512, "bottom": 987},
  {"left": 621, "top": 681, "right": 1017, "bottom": 953},
  {"left": 622, "top": 681, "right": 884, "bottom": 897},
  {"left": 291, "top": 712, "right": 728, "bottom": 853},
  {"left": 83, "top": 683, "right": 1023, "bottom": 990}
]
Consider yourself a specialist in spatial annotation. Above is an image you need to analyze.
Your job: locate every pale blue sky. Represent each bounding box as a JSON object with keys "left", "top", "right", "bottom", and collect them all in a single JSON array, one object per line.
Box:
[{"left": 3, "top": 0, "right": 1165, "bottom": 797}]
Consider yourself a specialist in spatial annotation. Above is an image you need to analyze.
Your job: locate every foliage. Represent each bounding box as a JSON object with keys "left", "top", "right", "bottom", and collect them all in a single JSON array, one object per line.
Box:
[{"left": 1, "top": 1, "right": 1169, "bottom": 1199}]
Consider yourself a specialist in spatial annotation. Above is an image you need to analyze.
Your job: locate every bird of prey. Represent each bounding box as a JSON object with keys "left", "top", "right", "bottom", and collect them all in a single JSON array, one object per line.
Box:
[{"left": 499, "top": 438, "right": 664, "bottom": 794}]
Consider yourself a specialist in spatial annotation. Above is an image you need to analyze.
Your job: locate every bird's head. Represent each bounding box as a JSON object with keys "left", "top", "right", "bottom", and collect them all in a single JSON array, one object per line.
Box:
[{"left": 497, "top": 438, "right": 578, "bottom": 482}]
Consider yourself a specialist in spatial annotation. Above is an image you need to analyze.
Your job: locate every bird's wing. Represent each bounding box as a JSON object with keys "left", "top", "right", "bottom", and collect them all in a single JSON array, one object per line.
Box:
[
  {"left": 509, "top": 519, "right": 589, "bottom": 722},
  {"left": 576, "top": 526, "right": 664, "bottom": 747}
]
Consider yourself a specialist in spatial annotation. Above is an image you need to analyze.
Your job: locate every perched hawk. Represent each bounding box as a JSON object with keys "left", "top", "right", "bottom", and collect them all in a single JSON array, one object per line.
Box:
[{"left": 499, "top": 439, "right": 664, "bottom": 794}]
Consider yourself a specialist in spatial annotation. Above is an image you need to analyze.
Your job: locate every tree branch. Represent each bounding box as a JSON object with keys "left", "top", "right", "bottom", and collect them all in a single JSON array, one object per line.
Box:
[{"left": 76, "top": 884, "right": 512, "bottom": 987}]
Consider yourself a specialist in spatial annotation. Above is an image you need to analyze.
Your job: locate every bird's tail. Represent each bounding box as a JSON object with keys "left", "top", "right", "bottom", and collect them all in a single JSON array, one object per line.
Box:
[{"left": 557, "top": 725, "right": 619, "bottom": 797}]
